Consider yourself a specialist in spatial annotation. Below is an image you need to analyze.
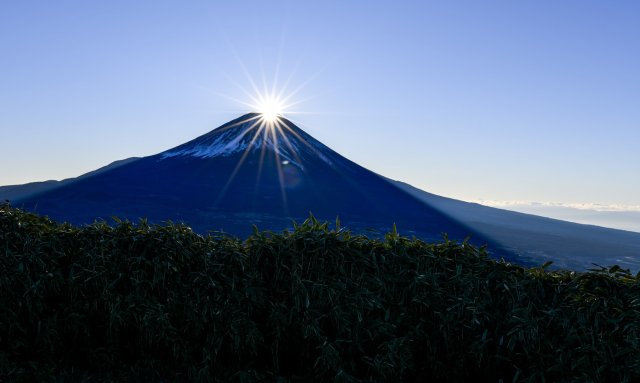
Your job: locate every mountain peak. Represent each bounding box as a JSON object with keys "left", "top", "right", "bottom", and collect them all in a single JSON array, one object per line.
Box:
[{"left": 159, "top": 113, "right": 342, "bottom": 169}]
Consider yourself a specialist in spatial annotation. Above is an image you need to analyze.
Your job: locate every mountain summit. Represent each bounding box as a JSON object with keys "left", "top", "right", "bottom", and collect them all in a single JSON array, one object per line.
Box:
[
  {"left": 160, "top": 113, "right": 349, "bottom": 171},
  {"left": 7, "top": 113, "right": 640, "bottom": 271}
]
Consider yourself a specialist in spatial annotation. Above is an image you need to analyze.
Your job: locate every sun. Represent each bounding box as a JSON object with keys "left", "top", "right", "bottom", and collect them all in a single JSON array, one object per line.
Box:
[{"left": 258, "top": 98, "right": 284, "bottom": 122}]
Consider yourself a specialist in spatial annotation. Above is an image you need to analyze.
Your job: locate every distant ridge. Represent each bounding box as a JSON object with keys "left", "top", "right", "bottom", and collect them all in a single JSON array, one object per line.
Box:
[{"left": 0, "top": 157, "right": 141, "bottom": 202}]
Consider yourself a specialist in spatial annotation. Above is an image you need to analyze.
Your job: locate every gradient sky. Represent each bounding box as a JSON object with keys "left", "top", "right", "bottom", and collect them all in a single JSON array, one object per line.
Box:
[{"left": 2, "top": 1, "right": 639, "bottom": 209}]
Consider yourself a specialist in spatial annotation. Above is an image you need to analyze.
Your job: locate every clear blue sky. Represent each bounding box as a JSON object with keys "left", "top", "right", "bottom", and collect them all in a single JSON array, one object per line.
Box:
[{"left": 2, "top": 1, "right": 639, "bottom": 207}]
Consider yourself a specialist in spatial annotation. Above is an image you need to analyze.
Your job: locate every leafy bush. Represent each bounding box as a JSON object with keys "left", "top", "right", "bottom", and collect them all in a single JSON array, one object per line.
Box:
[{"left": 1, "top": 201, "right": 639, "bottom": 382}]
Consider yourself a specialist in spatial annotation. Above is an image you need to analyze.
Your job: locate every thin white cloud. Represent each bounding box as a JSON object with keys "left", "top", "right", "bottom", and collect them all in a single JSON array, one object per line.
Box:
[{"left": 470, "top": 200, "right": 640, "bottom": 213}]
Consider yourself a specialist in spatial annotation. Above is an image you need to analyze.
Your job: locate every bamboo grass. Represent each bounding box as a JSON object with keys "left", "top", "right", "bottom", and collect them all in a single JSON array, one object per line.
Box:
[{"left": 1, "top": 202, "right": 639, "bottom": 382}]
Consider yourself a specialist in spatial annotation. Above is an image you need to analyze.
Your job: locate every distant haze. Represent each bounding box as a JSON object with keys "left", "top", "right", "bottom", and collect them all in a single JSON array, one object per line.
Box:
[{"left": 472, "top": 200, "right": 640, "bottom": 233}]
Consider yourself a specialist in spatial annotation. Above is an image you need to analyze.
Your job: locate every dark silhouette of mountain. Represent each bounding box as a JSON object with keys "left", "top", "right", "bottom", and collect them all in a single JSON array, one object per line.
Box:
[
  {"left": 7, "top": 113, "right": 503, "bottom": 250},
  {"left": 4, "top": 113, "right": 640, "bottom": 271}
]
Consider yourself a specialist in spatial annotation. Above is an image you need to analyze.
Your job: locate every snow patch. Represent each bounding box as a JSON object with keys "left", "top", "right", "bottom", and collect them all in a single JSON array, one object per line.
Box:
[{"left": 159, "top": 119, "right": 338, "bottom": 169}]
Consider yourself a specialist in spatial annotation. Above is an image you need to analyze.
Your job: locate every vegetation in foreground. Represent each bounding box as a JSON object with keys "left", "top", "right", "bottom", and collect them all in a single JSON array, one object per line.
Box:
[{"left": 0, "top": 201, "right": 639, "bottom": 383}]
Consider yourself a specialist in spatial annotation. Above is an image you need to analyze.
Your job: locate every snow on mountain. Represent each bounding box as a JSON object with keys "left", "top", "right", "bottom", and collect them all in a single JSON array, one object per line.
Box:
[{"left": 160, "top": 113, "right": 342, "bottom": 170}]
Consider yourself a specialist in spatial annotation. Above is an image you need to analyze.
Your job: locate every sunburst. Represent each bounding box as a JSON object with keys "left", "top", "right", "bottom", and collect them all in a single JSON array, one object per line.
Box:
[
  {"left": 200, "top": 39, "right": 338, "bottom": 212},
  {"left": 257, "top": 98, "right": 284, "bottom": 122}
]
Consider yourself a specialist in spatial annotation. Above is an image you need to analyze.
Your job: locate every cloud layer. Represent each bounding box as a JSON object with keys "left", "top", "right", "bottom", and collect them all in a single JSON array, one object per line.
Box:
[{"left": 470, "top": 200, "right": 640, "bottom": 213}]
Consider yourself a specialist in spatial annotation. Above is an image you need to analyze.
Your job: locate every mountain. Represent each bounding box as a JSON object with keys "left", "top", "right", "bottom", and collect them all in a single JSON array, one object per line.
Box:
[
  {"left": 6, "top": 113, "right": 511, "bottom": 254},
  {"left": 4, "top": 113, "right": 640, "bottom": 271}
]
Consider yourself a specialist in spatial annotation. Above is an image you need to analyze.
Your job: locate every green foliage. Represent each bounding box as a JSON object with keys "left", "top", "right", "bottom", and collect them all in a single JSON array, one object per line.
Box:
[{"left": 1, "top": 201, "right": 639, "bottom": 382}]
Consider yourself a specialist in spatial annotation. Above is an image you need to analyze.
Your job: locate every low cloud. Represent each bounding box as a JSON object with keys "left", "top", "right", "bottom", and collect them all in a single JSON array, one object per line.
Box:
[{"left": 470, "top": 200, "right": 640, "bottom": 213}]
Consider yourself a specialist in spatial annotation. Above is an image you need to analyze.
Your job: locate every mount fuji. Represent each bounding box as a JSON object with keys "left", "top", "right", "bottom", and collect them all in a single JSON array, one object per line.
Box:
[
  {"left": 5, "top": 113, "right": 640, "bottom": 271},
  {"left": 7, "top": 113, "right": 490, "bottom": 248}
]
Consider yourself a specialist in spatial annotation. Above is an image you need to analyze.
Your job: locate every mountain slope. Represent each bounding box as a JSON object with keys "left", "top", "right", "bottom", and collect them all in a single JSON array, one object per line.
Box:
[
  {"left": 0, "top": 157, "right": 141, "bottom": 202},
  {"left": 387, "top": 179, "right": 640, "bottom": 271}
]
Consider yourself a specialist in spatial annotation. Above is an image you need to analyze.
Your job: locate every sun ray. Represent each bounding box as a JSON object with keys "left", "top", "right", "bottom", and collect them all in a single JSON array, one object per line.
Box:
[
  {"left": 282, "top": 111, "right": 362, "bottom": 115},
  {"left": 200, "top": 88, "right": 259, "bottom": 110},
  {"left": 280, "top": 89, "right": 334, "bottom": 110},
  {"left": 222, "top": 36, "right": 265, "bottom": 103},
  {"left": 211, "top": 17, "right": 268, "bottom": 106},
  {"left": 272, "top": 118, "right": 306, "bottom": 168},
  {"left": 259, "top": 56, "right": 270, "bottom": 103},
  {"left": 218, "top": 71, "right": 263, "bottom": 107},
  {"left": 218, "top": 116, "right": 264, "bottom": 153},
  {"left": 213, "top": 118, "right": 267, "bottom": 206},
  {"left": 273, "top": 29, "right": 325, "bottom": 102},
  {"left": 278, "top": 68, "right": 329, "bottom": 106},
  {"left": 277, "top": 120, "right": 327, "bottom": 159},
  {"left": 269, "top": 120, "right": 289, "bottom": 211},
  {"left": 279, "top": 37, "right": 360, "bottom": 106},
  {"left": 207, "top": 114, "right": 263, "bottom": 136},
  {"left": 275, "top": 55, "right": 305, "bottom": 102},
  {"left": 277, "top": 118, "right": 388, "bottom": 217},
  {"left": 255, "top": 124, "right": 269, "bottom": 185},
  {"left": 272, "top": 3, "right": 292, "bottom": 101}
]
